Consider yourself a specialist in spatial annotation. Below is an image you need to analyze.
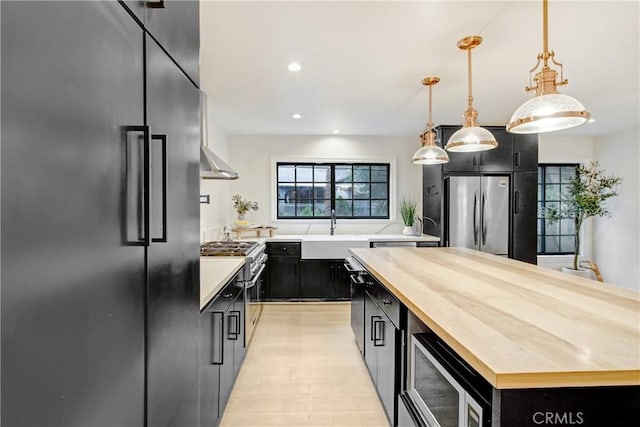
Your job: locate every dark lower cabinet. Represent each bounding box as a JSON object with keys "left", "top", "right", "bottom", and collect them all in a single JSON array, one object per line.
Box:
[
  {"left": 267, "top": 255, "right": 300, "bottom": 299},
  {"left": 299, "top": 260, "right": 351, "bottom": 299},
  {"left": 200, "top": 277, "right": 245, "bottom": 427},
  {"left": 365, "top": 290, "right": 399, "bottom": 426},
  {"left": 350, "top": 274, "right": 367, "bottom": 356}
]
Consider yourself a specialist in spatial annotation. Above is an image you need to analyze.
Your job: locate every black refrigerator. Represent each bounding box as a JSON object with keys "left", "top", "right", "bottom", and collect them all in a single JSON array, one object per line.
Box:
[{"left": 1, "top": 1, "right": 200, "bottom": 426}]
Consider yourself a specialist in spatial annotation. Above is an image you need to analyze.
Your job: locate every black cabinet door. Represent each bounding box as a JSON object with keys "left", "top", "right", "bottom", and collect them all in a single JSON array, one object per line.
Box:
[
  {"left": 145, "top": 0, "right": 200, "bottom": 84},
  {"left": 334, "top": 261, "right": 352, "bottom": 299},
  {"left": 199, "top": 309, "right": 222, "bottom": 427},
  {"left": 145, "top": 35, "right": 201, "bottom": 427},
  {"left": 513, "top": 134, "right": 539, "bottom": 172},
  {"left": 1, "top": 3, "right": 145, "bottom": 426},
  {"left": 512, "top": 172, "right": 538, "bottom": 264},
  {"left": 232, "top": 287, "right": 246, "bottom": 378},
  {"left": 350, "top": 275, "right": 366, "bottom": 356},
  {"left": 377, "top": 315, "right": 398, "bottom": 426},
  {"left": 299, "top": 260, "right": 335, "bottom": 298},
  {"left": 267, "top": 256, "right": 300, "bottom": 299},
  {"left": 478, "top": 128, "right": 514, "bottom": 172},
  {"left": 364, "top": 292, "right": 380, "bottom": 383},
  {"left": 422, "top": 164, "right": 443, "bottom": 238},
  {"left": 218, "top": 291, "right": 239, "bottom": 417}
]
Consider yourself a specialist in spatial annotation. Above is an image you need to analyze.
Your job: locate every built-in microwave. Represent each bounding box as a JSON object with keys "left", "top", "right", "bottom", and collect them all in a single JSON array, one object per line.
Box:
[{"left": 408, "top": 333, "right": 492, "bottom": 427}]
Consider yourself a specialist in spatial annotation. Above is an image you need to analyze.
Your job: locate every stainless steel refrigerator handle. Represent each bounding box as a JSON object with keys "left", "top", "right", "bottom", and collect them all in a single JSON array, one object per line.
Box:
[
  {"left": 473, "top": 192, "right": 478, "bottom": 246},
  {"left": 482, "top": 192, "right": 488, "bottom": 245}
]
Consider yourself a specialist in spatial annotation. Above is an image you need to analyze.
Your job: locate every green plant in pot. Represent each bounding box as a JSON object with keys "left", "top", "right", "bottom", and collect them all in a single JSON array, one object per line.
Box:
[
  {"left": 400, "top": 198, "right": 418, "bottom": 236},
  {"left": 543, "top": 162, "right": 621, "bottom": 275}
]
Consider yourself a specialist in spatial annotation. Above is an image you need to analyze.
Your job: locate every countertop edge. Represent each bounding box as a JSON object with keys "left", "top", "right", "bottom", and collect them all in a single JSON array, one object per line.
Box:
[{"left": 199, "top": 258, "right": 246, "bottom": 310}]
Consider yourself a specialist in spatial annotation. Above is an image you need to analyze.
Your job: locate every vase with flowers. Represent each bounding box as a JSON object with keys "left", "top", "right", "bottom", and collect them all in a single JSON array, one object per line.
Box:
[{"left": 232, "top": 194, "right": 259, "bottom": 227}]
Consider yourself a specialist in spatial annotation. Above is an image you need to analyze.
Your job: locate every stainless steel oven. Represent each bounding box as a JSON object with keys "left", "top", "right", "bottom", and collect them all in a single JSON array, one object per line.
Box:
[
  {"left": 408, "top": 332, "right": 491, "bottom": 427},
  {"left": 245, "top": 250, "right": 267, "bottom": 344}
]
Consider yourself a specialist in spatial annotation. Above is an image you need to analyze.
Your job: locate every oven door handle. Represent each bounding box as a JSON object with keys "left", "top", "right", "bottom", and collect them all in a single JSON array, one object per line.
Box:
[{"left": 245, "top": 263, "right": 266, "bottom": 289}]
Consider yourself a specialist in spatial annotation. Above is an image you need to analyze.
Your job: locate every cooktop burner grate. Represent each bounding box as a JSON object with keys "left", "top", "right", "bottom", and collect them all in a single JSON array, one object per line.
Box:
[{"left": 200, "top": 241, "right": 258, "bottom": 256}]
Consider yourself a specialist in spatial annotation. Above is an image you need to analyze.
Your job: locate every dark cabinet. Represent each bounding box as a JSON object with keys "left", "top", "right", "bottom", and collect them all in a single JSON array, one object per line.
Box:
[
  {"left": 350, "top": 274, "right": 367, "bottom": 356},
  {"left": 513, "top": 134, "right": 539, "bottom": 172},
  {"left": 512, "top": 172, "right": 538, "bottom": 264},
  {"left": 443, "top": 126, "right": 514, "bottom": 173},
  {"left": 299, "top": 260, "right": 351, "bottom": 299},
  {"left": 422, "top": 164, "right": 444, "bottom": 238},
  {"left": 364, "top": 290, "right": 399, "bottom": 426},
  {"left": 200, "top": 276, "right": 245, "bottom": 427},
  {"left": 144, "top": 0, "right": 200, "bottom": 85},
  {"left": 266, "top": 242, "right": 301, "bottom": 300}
]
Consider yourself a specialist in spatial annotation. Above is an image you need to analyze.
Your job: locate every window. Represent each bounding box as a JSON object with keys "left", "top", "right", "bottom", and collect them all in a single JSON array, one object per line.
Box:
[
  {"left": 276, "top": 162, "right": 390, "bottom": 219},
  {"left": 537, "top": 164, "right": 578, "bottom": 254}
]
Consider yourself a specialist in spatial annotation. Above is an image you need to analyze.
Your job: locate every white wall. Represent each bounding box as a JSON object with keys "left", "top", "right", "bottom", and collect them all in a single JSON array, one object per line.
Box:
[
  {"left": 199, "top": 106, "right": 233, "bottom": 242},
  {"left": 227, "top": 135, "right": 422, "bottom": 235},
  {"left": 537, "top": 134, "right": 595, "bottom": 269},
  {"left": 592, "top": 127, "right": 640, "bottom": 290}
]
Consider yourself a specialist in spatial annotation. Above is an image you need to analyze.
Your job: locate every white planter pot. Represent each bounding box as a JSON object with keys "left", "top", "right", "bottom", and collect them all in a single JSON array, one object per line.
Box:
[
  {"left": 561, "top": 266, "right": 595, "bottom": 280},
  {"left": 402, "top": 226, "right": 414, "bottom": 236}
]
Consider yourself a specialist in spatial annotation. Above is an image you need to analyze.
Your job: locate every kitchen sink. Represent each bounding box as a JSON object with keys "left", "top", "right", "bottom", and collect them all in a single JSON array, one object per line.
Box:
[{"left": 301, "top": 235, "right": 369, "bottom": 259}]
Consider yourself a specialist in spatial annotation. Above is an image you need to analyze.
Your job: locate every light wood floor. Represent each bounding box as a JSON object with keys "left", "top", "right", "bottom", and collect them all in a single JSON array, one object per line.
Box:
[{"left": 220, "top": 303, "right": 390, "bottom": 427}]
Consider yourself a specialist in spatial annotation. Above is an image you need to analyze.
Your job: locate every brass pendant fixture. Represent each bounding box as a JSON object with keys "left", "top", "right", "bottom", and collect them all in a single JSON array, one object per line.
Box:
[
  {"left": 507, "top": 0, "right": 591, "bottom": 134},
  {"left": 445, "top": 36, "right": 497, "bottom": 153},
  {"left": 413, "top": 76, "right": 449, "bottom": 165}
]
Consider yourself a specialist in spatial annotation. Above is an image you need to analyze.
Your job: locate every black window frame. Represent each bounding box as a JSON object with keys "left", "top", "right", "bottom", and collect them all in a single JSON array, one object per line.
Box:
[
  {"left": 537, "top": 163, "right": 579, "bottom": 255},
  {"left": 276, "top": 162, "right": 390, "bottom": 220}
]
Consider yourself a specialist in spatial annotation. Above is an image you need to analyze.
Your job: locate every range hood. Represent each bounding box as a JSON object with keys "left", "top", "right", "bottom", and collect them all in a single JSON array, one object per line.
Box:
[
  {"left": 199, "top": 90, "right": 239, "bottom": 180},
  {"left": 200, "top": 145, "right": 238, "bottom": 180}
]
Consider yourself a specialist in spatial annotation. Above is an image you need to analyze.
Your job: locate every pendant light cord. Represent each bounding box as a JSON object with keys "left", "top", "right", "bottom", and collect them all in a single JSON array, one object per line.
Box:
[
  {"left": 427, "top": 83, "right": 433, "bottom": 130},
  {"left": 542, "top": 0, "right": 549, "bottom": 66},
  {"left": 467, "top": 47, "right": 474, "bottom": 109}
]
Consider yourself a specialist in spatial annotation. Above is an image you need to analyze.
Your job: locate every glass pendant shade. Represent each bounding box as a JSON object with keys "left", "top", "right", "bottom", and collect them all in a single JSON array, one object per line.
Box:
[
  {"left": 507, "top": 0, "right": 590, "bottom": 134},
  {"left": 413, "top": 131, "right": 449, "bottom": 164},
  {"left": 507, "top": 93, "right": 590, "bottom": 134},
  {"left": 413, "top": 76, "right": 449, "bottom": 165},
  {"left": 445, "top": 126, "right": 497, "bottom": 152},
  {"left": 445, "top": 36, "right": 497, "bottom": 153}
]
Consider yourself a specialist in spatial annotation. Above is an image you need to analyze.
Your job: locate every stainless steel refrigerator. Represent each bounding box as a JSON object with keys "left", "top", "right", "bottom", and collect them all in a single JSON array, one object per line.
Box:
[{"left": 447, "top": 176, "right": 510, "bottom": 255}]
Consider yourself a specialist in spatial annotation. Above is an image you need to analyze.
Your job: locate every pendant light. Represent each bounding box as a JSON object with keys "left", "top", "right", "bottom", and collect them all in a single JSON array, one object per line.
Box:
[
  {"left": 445, "top": 36, "right": 497, "bottom": 153},
  {"left": 507, "top": 0, "right": 590, "bottom": 134},
  {"left": 413, "top": 76, "right": 449, "bottom": 165}
]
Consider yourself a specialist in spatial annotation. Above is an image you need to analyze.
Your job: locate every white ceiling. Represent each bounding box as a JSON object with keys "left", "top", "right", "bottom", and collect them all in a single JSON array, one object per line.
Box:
[{"left": 200, "top": 0, "right": 639, "bottom": 138}]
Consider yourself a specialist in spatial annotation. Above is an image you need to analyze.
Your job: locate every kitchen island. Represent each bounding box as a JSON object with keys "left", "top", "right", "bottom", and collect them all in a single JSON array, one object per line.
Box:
[{"left": 350, "top": 247, "right": 639, "bottom": 426}]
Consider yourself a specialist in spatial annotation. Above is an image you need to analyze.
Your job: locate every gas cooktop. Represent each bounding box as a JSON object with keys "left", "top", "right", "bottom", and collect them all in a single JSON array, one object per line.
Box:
[{"left": 200, "top": 241, "right": 258, "bottom": 257}]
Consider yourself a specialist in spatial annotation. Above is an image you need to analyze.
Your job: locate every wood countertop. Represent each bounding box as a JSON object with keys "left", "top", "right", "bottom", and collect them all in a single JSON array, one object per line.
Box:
[
  {"left": 200, "top": 257, "right": 246, "bottom": 310},
  {"left": 350, "top": 247, "right": 640, "bottom": 389}
]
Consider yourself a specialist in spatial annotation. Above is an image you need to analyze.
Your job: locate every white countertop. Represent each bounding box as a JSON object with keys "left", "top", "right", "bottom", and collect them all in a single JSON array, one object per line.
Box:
[
  {"left": 265, "top": 233, "right": 440, "bottom": 242},
  {"left": 199, "top": 257, "right": 246, "bottom": 310}
]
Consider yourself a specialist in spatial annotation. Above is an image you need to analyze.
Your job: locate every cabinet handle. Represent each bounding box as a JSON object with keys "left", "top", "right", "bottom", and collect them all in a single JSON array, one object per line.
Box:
[
  {"left": 146, "top": 0, "right": 165, "bottom": 8},
  {"left": 373, "top": 318, "right": 385, "bottom": 347},
  {"left": 473, "top": 156, "right": 477, "bottom": 167},
  {"left": 150, "top": 134, "right": 167, "bottom": 243},
  {"left": 223, "top": 293, "right": 234, "bottom": 298},
  {"left": 123, "top": 125, "right": 150, "bottom": 247},
  {"left": 228, "top": 311, "right": 240, "bottom": 341},
  {"left": 515, "top": 151, "right": 521, "bottom": 167},
  {"left": 370, "top": 315, "right": 381, "bottom": 342},
  {"left": 382, "top": 299, "right": 392, "bottom": 306},
  {"left": 514, "top": 191, "right": 520, "bottom": 214},
  {"left": 211, "top": 311, "right": 224, "bottom": 365}
]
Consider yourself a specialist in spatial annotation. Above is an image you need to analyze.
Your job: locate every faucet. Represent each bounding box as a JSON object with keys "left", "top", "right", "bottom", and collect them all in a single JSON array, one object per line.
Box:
[{"left": 330, "top": 209, "right": 337, "bottom": 235}]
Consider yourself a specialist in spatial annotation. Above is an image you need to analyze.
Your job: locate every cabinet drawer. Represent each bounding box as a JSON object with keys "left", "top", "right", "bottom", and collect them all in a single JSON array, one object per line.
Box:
[
  {"left": 375, "top": 285, "right": 400, "bottom": 329},
  {"left": 267, "top": 242, "right": 301, "bottom": 256}
]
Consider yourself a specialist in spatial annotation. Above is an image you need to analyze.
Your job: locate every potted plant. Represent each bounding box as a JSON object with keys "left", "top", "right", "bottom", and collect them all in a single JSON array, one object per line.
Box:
[
  {"left": 543, "top": 162, "right": 621, "bottom": 277},
  {"left": 232, "top": 194, "right": 258, "bottom": 227},
  {"left": 400, "top": 198, "right": 418, "bottom": 236}
]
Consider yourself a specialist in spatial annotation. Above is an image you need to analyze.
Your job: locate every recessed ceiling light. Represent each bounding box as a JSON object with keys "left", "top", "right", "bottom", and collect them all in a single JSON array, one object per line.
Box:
[
  {"left": 332, "top": 129, "right": 340, "bottom": 134},
  {"left": 287, "top": 62, "right": 302, "bottom": 72},
  {"left": 292, "top": 113, "right": 302, "bottom": 120}
]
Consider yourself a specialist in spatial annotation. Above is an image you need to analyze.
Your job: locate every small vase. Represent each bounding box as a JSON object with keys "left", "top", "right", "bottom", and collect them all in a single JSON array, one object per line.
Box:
[
  {"left": 402, "top": 226, "right": 414, "bottom": 236},
  {"left": 237, "top": 213, "right": 246, "bottom": 221},
  {"left": 235, "top": 213, "right": 249, "bottom": 228}
]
